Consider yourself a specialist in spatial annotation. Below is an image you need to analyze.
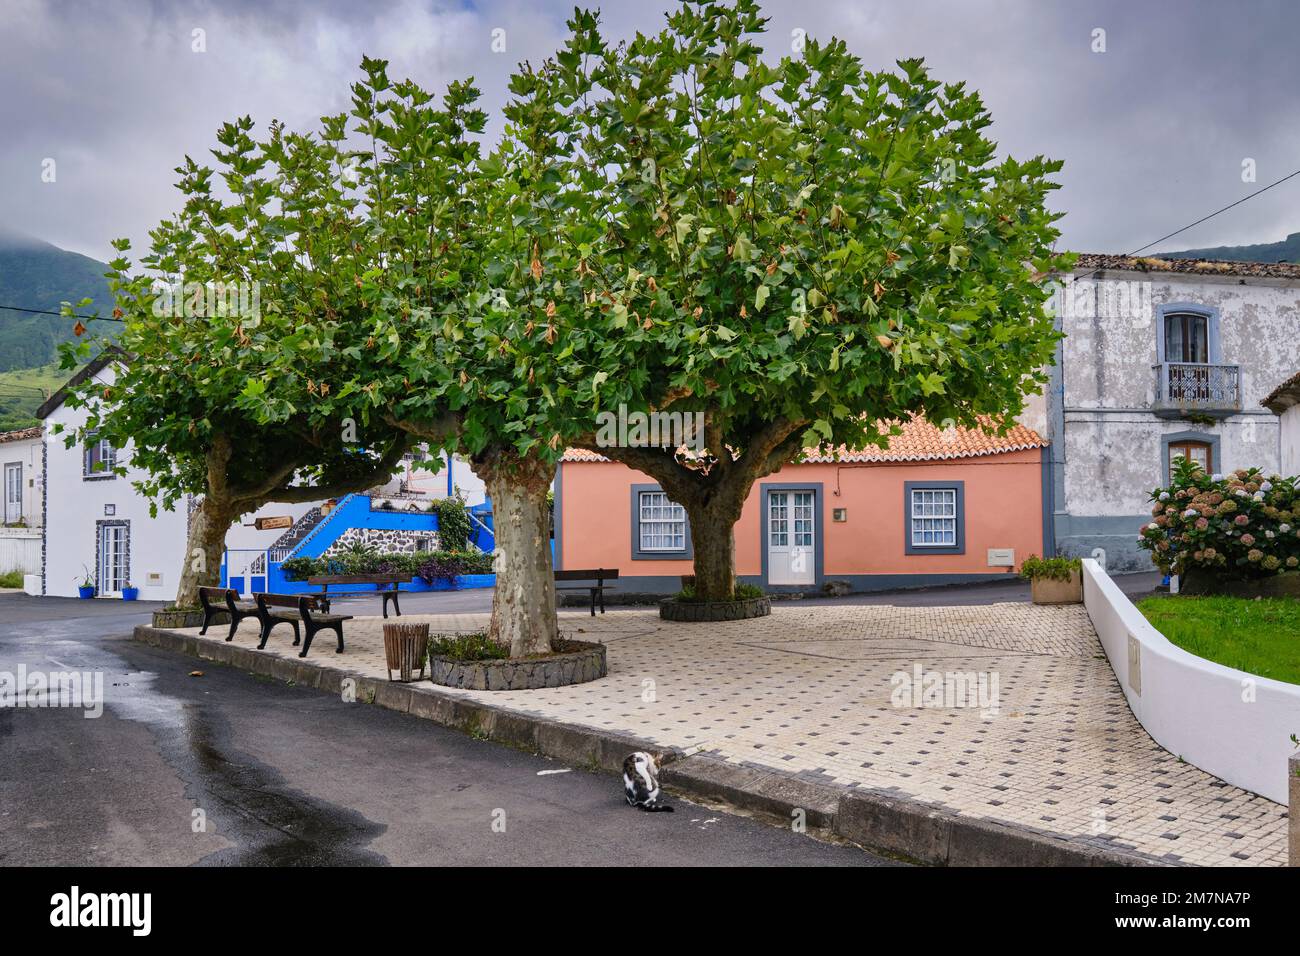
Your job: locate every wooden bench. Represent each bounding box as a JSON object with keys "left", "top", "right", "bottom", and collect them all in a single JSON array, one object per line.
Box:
[
  {"left": 198, "top": 586, "right": 257, "bottom": 641},
  {"left": 254, "top": 592, "right": 353, "bottom": 658},
  {"left": 554, "top": 568, "right": 619, "bottom": 616},
  {"left": 306, "top": 574, "right": 406, "bottom": 619}
]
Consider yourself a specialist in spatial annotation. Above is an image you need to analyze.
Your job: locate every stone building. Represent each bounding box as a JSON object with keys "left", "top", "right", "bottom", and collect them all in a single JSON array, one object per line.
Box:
[{"left": 1037, "top": 255, "right": 1300, "bottom": 570}]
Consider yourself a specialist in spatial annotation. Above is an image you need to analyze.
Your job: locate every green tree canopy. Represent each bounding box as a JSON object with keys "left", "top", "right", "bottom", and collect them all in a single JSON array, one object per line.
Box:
[{"left": 545, "top": 0, "right": 1070, "bottom": 598}]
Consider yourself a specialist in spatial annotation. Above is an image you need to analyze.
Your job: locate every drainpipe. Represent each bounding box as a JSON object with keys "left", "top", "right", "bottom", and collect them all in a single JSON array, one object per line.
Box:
[{"left": 447, "top": 452, "right": 454, "bottom": 497}]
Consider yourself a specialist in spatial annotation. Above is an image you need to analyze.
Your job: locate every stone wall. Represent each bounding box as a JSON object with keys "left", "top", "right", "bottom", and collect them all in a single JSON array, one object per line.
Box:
[{"left": 325, "top": 527, "right": 440, "bottom": 556}]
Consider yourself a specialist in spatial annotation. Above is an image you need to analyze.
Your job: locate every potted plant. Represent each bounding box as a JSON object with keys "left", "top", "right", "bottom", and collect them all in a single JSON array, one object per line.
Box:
[
  {"left": 1020, "top": 555, "right": 1083, "bottom": 605},
  {"left": 121, "top": 581, "right": 139, "bottom": 601},
  {"left": 75, "top": 568, "right": 96, "bottom": 599}
]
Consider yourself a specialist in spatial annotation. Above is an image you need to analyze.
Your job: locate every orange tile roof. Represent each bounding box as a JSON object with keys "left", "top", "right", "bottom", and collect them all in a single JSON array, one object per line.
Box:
[{"left": 562, "top": 416, "right": 1045, "bottom": 464}]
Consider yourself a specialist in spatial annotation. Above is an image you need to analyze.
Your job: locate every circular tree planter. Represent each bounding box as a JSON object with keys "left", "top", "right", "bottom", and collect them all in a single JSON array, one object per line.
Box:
[
  {"left": 153, "top": 608, "right": 206, "bottom": 629},
  {"left": 429, "top": 639, "right": 607, "bottom": 691},
  {"left": 659, "top": 595, "right": 771, "bottom": 622}
]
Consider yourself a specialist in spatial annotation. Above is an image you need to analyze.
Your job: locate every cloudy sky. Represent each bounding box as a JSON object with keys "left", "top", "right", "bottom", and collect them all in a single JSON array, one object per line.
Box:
[{"left": 2, "top": 0, "right": 1298, "bottom": 262}]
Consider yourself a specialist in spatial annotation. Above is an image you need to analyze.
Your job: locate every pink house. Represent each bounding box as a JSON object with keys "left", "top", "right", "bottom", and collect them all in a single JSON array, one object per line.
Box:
[{"left": 555, "top": 418, "right": 1051, "bottom": 594}]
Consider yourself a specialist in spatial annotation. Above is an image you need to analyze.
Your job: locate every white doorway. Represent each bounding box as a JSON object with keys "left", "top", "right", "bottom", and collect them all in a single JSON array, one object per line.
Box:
[
  {"left": 98, "top": 524, "right": 128, "bottom": 596},
  {"left": 3, "top": 462, "right": 20, "bottom": 524},
  {"left": 767, "top": 489, "right": 815, "bottom": 586}
]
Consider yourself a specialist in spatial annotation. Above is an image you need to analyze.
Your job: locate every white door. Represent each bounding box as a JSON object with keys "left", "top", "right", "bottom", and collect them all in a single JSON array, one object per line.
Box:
[
  {"left": 3, "top": 463, "right": 20, "bottom": 524},
  {"left": 767, "top": 490, "right": 815, "bottom": 585},
  {"left": 99, "top": 525, "right": 127, "bottom": 596}
]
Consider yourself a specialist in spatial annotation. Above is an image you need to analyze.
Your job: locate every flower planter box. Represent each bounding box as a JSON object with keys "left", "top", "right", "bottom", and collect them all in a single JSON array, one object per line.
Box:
[
  {"left": 428, "top": 639, "right": 607, "bottom": 690},
  {"left": 659, "top": 595, "right": 772, "bottom": 621},
  {"left": 1030, "top": 571, "right": 1082, "bottom": 605},
  {"left": 77, "top": 585, "right": 96, "bottom": 600},
  {"left": 121, "top": 587, "right": 139, "bottom": 601}
]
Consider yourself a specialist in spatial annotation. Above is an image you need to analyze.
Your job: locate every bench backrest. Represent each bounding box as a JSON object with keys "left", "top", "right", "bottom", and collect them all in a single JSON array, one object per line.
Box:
[
  {"left": 554, "top": 568, "right": 619, "bottom": 583},
  {"left": 306, "top": 574, "right": 405, "bottom": 586},
  {"left": 198, "top": 586, "right": 239, "bottom": 609},
  {"left": 256, "top": 592, "right": 323, "bottom": 612}
]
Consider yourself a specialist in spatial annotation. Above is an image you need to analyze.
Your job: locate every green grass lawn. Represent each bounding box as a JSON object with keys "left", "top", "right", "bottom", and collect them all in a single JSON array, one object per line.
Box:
[{"left": 1137, "top": 595, "right": 1300, "bottom": 685}]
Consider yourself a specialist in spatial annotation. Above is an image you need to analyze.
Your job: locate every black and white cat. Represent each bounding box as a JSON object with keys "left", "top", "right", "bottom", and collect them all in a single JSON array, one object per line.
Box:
[{"left": 622, "top": 751, "right": 674, "bottom": 812}]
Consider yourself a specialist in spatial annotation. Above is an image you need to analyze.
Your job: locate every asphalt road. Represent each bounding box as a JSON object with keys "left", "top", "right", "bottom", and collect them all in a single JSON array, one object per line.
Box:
[{"left": 0, "top": 593, "right": 890, "bottom": 867}]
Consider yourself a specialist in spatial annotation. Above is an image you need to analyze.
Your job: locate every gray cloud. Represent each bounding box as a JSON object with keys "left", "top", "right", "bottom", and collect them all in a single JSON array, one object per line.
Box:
[{"left": 2, "top": 0, "right": 1297, "bottom": 262}]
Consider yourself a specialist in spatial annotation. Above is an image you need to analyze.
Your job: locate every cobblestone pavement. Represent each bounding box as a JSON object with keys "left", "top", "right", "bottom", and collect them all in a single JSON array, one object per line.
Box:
[{"left": 180, "top": 603, "right": 1289, "bottom": 866}]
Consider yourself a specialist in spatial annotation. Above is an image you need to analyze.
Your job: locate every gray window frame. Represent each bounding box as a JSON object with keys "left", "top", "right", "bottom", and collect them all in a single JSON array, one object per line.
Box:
[
  {"left": 1155, "top": 302, "right": 1222, "bottom": 365},
  {"left": 903, "top": 480, "right": 966, "bottom": 555},
  {"left": 1161, "top": 430, "right": 1222, "bottom": 483},
  {"left": 83, "top": 432, "right": 117, "bottom": 480},
  {"left": 630, "top": 484, "right": 692, "bottom": 560}
]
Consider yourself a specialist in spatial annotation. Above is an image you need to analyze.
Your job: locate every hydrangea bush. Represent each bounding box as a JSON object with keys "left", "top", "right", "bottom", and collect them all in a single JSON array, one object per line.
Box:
[{"left": 1138, "top": 458, "right": 1300, "bottom": 579}]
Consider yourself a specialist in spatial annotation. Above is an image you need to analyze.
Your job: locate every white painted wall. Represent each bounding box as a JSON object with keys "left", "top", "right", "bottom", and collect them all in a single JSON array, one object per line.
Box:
[
  {"left": 1280, "top": 405, "right": 1300, "bottom": 477},
  {"left": 41, "top": 367, "right": 188, "bottom": 600},
  {"left": 1082, "top": 559, "right": 1300, "bottom": 804},
  {"left": 378, "top": 450, "right": 487, "bottom": 506},
  {"left": 0, "top": 528, "right": 41, "bottom": 574},
  {"left": 1, "top": 431, "right": 43, "bottom": 527}
]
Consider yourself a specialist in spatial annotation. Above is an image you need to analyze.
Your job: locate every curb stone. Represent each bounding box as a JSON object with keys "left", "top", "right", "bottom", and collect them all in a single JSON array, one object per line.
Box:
[{"left": 135, "top": 624, "right": 1171, "bottom": 867}]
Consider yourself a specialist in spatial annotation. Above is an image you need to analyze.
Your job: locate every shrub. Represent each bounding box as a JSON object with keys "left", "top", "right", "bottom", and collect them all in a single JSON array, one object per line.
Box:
[
  {"left": 1137, "top": 458, "right": 1300, "bottom": 580},
  {"left": 280, "top": 548, "right": 493, "bottom": 583},
  {"left": 427, "top": 632, "right": 510, "bottom": 661},
  {"left": 433, "top": 497, "right": 471, "bottom": 552},
  {"left": 1019, "top": 555, "right": 1081, "bottom": 581},
  {"left": 0, "top": 568, "right": 23, "bottom": 589},
  {"left": 674, "top": 582, "right": 766, "bottom": 603}
]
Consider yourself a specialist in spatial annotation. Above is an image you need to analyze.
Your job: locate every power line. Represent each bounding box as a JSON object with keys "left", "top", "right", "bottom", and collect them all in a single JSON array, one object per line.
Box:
[
  {"left": 1073, "top": 164, "right": 1300, "bottom": 283},
  {"left": 0, "top": 304, "right": 123, "bottom": 322}
]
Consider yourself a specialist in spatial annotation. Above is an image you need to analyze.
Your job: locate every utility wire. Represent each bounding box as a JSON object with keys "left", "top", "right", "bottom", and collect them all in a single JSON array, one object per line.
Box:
[
  {"left": 1072, "top": 165, "right": 1300, "bottom": 283},
  {"left": 0, "top": 304, "right": 123, "bottom": 322}
]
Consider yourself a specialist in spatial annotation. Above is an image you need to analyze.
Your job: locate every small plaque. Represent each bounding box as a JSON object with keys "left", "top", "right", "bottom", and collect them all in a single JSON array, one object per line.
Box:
[
  {"left": 987, "top": 547, "right": 1015, "bottom": 567},
  {"left": 832, "top": 508, "right": 847, "bottom": 522},
  {"left": 255, "top": 515, "right": 293, "bottom": 531},
  {"left": 1127, "top": 634, "right": 1142, "bottom": 696}
]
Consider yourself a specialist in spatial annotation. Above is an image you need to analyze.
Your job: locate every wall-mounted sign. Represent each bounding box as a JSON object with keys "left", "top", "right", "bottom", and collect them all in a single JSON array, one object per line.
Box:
[
  {"left": 255, "top": 515, "right": 293, "bottom": 531},
  {"left": 104, "top": 504, "right": 115, "bottom": 516}
]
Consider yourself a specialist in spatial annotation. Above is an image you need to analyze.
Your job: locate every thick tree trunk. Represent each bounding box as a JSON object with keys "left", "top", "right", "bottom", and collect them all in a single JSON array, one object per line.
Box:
[
  {"left": 477, "top": 448, "right": 558, "bottom": 657},
  {"left": 683, "top": 493, "right": 745, "bottom": 601},
  {"left": 174, "top": 496, "right": 235, "bottom": 609}
]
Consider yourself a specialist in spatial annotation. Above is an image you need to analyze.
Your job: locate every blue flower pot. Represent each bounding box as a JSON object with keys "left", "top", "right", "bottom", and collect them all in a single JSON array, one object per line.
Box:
[
  {"left": 121, "top": 587, "right": 139, "bottom": 601},
  {"left": 78, "top": 585, "right": 96, "bottom": 599}
]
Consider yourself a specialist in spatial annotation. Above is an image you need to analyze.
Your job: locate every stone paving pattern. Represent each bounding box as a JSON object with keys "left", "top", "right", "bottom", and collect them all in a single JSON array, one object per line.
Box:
[{"left": 176, "top": 602, "right": 1290, "bottom": 865}]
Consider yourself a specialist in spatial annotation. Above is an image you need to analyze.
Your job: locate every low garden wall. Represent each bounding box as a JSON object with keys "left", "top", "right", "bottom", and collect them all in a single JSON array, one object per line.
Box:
[{"left": 1081, "top": 558, "right": 1300, "bottom": 804}]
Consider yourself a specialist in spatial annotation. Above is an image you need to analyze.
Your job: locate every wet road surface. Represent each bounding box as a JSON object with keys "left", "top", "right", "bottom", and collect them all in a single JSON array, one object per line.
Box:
[{"left": 0, "top": 593, "right": 892, "bottom": 866}]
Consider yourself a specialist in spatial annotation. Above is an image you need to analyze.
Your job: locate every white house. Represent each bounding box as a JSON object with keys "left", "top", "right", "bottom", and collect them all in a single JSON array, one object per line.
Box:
[
  {"left": 1, "top": 425, "right": 43, "bottom": 578},
  {"left": 37, "top": 355, "right": 190, "bottom": 599},
  {"left": 1263, "top": 370, "right": 1300, "bottom": 476}
]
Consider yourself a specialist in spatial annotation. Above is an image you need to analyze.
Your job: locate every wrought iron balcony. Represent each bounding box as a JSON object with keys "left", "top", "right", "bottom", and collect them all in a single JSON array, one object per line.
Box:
[{"left": 1152, "top": 362, "right": 1241, "bottom": 419}]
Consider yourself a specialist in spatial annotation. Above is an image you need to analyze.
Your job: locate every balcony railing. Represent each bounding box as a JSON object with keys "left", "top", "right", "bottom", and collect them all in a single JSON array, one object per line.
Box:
[{"left": 1152, "top": 362, "right": 1241, "bottom": 418}]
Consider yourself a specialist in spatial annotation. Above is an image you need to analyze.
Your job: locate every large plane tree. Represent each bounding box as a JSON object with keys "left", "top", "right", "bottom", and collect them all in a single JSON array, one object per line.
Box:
[{"left": 552, "top": 0, "right": 1068, "bottom": 600}]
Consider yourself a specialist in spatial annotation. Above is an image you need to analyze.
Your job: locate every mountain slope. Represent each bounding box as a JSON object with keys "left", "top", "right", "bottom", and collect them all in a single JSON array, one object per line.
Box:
[
  {"left": 1163, "top": 231, "right": 1300, "bottom": 264},
  {"left": 0, "top": 228, "right": 112, "bottom": 372}
]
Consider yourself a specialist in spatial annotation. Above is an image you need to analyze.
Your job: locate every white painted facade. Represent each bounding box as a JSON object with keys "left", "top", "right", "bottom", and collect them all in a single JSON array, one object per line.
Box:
[
  {"left": 40, "top": 365, "right": 189, "bottom": 599},
  {"left": 1, "top": 427, "right": 42, "bottom": 527},
  {"left": 1280, "top": 405, "right": 1300, "bottom": 476}
]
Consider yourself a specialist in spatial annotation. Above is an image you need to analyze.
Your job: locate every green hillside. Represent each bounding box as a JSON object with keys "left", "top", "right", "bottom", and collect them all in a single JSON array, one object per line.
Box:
[
  {"left": 0, "top": 228, "right": 112, "bottom": 373},
  {"left": 1164, "top": 231, "right": 1300, "bottom": 264},
  {"left": 0, "top": 363, "right": 69, "bottom": 431}
]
